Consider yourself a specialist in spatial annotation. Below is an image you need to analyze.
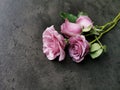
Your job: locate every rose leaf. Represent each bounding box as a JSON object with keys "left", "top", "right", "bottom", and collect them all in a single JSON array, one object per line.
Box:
[
  {"left": 60, "top": 12, "right": 77, "bottom": 22},
  {"left": 90, "top": 43, "right": 101, "bottom": 52},
  {"left": 90, "top": 48, "right": 103, "bottom": 59}
]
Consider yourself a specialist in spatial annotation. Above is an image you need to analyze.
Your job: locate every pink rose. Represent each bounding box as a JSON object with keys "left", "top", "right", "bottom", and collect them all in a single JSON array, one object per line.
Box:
[
  {"left": 42, "top": 25, "right": 66, "bottom": 61},
  {"left": 61, "top": 19, "right": 82, "bottom": 37},
  {"left": 69, "top": 35, "right": 89, "bottom": 63},
  {"left": 76, "top": 16, "right": 93, "bottom": 32}
]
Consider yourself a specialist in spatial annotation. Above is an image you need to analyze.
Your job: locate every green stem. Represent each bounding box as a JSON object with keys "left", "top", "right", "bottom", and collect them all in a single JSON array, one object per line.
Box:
[
  {"left": 90, "top": 21, "right": 117, "bottom": 44},
  {"left": 101, "top": 13, "right": 120, "bottom": 30},
  {"left": 95, "top": 36, "right": 102, "bottom": 47},
  {"left": 113, "top": 13, "right": 120, "bottom": 22},
  {"left": 90, "top": 13, "right": 120, "bottom": 44}
]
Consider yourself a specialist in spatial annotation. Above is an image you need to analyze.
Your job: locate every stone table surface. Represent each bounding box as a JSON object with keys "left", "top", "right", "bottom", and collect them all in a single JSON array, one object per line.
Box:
[{"left": 0, "top": 0, "right": 120, "bottom": 90}]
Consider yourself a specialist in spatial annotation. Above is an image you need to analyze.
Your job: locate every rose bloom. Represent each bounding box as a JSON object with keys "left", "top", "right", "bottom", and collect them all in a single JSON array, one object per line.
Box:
[
  {"left": 61, "top": 19, "right": 82, "bottom": 37},
  {"left": 69, "top": 35, "right": 89, "bottom": 63},
  {"left": 76, "top": 16, "right": 93, "bottom": 32},
  {"left": 42, "top": 25, "right": 66, "bottom": 61}
]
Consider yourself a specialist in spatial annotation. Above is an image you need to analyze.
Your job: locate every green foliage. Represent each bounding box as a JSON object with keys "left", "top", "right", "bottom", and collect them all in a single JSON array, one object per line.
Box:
[
  {"left": 90, "top": 43, "right": 104, "bottom": 59},
  {"left": 90, "top": 49, "right": 103, "bottom": 59},
  {"left": 60, "top": 12, "right": 77, "bottom": 22},
  {"left": 90, "top": 43, "right": 101, "bottom": 52}
]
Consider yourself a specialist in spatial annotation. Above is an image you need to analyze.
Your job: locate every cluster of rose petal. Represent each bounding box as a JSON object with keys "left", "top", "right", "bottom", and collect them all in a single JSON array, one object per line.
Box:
[{"left": 42, "top": 15, "right": 93, "bottom": 63}]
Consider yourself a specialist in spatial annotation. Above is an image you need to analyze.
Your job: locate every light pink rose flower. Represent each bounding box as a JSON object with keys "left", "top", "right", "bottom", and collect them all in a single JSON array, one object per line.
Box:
[
  {"left": 76, "top": 16, "right": 93, "bottom": 32},
  {"left": 42, "top": 25, "right": 66, "bottom": 61},
  {"left": 69, "top": 35, "right": 89, "bottom": 63},
  {"left": 61, "top": 19, "right": 82, "bottom": 37}
]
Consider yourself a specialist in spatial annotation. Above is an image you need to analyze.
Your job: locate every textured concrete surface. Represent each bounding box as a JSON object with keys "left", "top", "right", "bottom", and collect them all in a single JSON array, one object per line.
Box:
[{"left": 0, "top": 0, "right": 120, "bottom": 90}]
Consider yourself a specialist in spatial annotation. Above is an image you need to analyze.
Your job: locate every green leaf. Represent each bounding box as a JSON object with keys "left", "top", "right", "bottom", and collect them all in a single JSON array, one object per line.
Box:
[
  {"left": 82, "top": 25, "right": 92, "bottom": 32},
  {"left": 90, "top": 43, "right": 101, "bottom": 52},
  {"left": 90, "top": 48, "right": 103, "bottom": 59},
  {"left": 60, "top": 12, "right": 77, "bottom": 22},
  {"left": 78, "top": 12, "right": 88, "bottom": 17}
]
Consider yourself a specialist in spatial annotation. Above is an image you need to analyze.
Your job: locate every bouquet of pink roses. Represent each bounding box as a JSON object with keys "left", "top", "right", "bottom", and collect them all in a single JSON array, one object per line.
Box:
[{"left": 42, "top": 12, "right": 120, "bottom": 63}]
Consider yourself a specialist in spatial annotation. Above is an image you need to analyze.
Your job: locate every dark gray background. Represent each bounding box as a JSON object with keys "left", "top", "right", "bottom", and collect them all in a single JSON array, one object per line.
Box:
[{"left": 0, "top": 0, "right": 120, "bottom": 90}]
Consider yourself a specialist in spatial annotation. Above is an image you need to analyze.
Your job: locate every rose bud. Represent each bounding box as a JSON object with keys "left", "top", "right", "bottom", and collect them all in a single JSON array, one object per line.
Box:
[
  {"left": 76, "top": 16, "right": 93, "bottom": 32},
  {"left": 42, "top": 25, "right": 66, "bottom": 61},
  {"left": 61, "top": 19, "right": 82, "bottom": 37},
  {"left": 69, "top": 35, "right": 89, "bottom": 63}
]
